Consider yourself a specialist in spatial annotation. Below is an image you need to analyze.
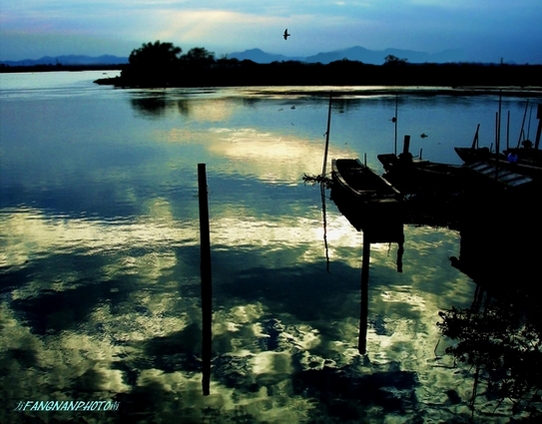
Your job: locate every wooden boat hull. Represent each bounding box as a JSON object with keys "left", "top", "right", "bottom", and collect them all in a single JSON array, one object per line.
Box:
[
  {"left": 331, "top": 158, "right": 403, "bottom": 242},
  {"left": 454, "top": 146, "right": 493, "bottom": 164},
  {"left": 378, "top": 153, "right": 466, "bottom": 193}
]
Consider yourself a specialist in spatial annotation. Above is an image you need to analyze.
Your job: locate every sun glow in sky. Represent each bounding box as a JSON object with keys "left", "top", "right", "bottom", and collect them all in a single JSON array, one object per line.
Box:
[{"left": 1, "top": 0, "right": 541, "bottom": 63}]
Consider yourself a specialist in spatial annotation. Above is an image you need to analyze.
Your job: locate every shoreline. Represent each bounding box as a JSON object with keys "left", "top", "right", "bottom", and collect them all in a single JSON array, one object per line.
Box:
[
  {"left": 92, "top": 78, "right": 542, "bottom": 98},
  {"left": 91, "top": 61, "right": 542, "bottom": 96}
]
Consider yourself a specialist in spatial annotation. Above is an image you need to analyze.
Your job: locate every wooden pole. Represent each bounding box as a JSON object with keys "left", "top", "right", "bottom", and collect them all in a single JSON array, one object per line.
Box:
[
  {"left": 527, "top": 105, "right": 534, "bottom": 140},
  {"left": 517, "top": 100, "right": 529, "bottom": 148},
  {"left": 495, "top": 112, "right": 500, "bottom": 180},
  {"left": 497, "top": 92, "right": 502, "bottom": 155},
  {"left": 472, "top": 124, "right": 480, "bottom": 149},
  {"left": 358, "top": 232, "right": 370, "bottom": 354},
  {"left": 321, "top": 92, "right": 333, "bottom": 177},
  {"left": 402, "top": 135, "right": 411, "bottom": 155},
  {"left": 320, "top": 182, "right": 330, "bottom": 273},
  {"left": 495, "top": 112, "right": 499, "bottom": 156},
  {"left": 394, "top": 94, "right": 398, "bottom": 156},
  {"left": 535, "top": 104, "right": 542, "bottom": 150},
  {"left": 506, "top": 110, "right": 510, "bottom": 150},
  {"left": 198, "top": 163, "right": 212, "bottom": 396}
]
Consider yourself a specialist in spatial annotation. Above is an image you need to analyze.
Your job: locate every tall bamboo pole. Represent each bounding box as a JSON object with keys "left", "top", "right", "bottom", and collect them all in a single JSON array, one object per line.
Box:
[
  {"left": 321, "top": 92, "right": 333, "bottom": 177},
  {"left": 198, "top": 163, "right": 212, "bottom": 396},
  {"left": 358, "top": 233, "right": 370, "bottom": 354},
  {"left": 394, "top": 94, "right": 398, "bottom": 156}
]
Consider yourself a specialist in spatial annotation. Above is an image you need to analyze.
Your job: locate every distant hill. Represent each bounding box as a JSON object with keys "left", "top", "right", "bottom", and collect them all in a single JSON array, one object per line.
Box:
[
  {"left": 4, "top": 46, "right": 522, "bottom": 68},
  {"left": 229, "top": 46, "right": 465, "bottom": 65},
  {"left": 306, "top": 46, "right": 465, "bottom": 64},
  {"left": 1, "top": 55, "right": 128, "bottom": 67},
  {"left": 227, "top": 48, "right": 305, "bottom": 63}
]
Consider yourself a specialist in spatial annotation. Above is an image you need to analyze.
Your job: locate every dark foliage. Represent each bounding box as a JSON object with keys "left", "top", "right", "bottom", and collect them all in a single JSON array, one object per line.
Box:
[
  {"left": 89, "top": 41, "right": 542, "bottom": 89},
  {"left": 121, "top": 40, "right": 183, "bottom": 86},
  {"left": 437, "top": 292, "right": 542, "bottom": 419}
]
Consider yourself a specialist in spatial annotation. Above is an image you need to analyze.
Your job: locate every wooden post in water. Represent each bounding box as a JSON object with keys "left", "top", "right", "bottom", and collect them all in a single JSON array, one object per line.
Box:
[
  {"left": 472, "top": 124, "right": 480, "bottom": 149},
  {"left": 394, "top": 94, "right": 398, "bottom": 156},
  {"left": 506, "top": 111, "right": 510, "bottom": 150},
  {"left": 495, "top": 89, "right": 503, "bottom": 180},
  {"left": 321, "top": 92, "right": 333, "bottom": 177},
  {"left": 497, "top": 90, "right": 502, "bottom": 155},
  {"left": 402, "top": 135, "right": 411, "bottom": 155},
  {"left": 358, "top": 232, "right": 370, "bottom": 354},
  {"left": 535, "top": 104, "right": 542, "bottom": 150},
  {"left": 197, "top": 163, "right": 212, "bottom": 396},
  {"left": 517, "top": 100, "right": 529, "bottom": 148}
]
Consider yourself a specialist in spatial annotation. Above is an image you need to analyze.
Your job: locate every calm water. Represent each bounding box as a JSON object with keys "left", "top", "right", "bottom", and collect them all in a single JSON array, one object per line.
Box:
[{"left": 0, "top": 72, "right": 540, "bottom": 423}]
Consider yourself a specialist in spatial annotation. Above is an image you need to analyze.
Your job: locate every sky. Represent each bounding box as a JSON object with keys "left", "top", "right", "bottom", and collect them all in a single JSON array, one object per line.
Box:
[{"left": 1, "top": 0, "right": 542, "bottom": 63}]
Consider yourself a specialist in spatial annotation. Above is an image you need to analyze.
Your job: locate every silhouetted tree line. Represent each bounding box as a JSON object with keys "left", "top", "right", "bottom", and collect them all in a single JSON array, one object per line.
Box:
[
  {"left": 116, "top": 41, "right": 220, "bottom": 87},
  {"left": 4, "top": 40, "right": 531, "bottom": 88}
]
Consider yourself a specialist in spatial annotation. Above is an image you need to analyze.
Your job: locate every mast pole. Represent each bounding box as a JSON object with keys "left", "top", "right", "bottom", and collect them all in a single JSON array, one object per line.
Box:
[{"left": 321, "top": 92, "right": 333, "bottom": 177}]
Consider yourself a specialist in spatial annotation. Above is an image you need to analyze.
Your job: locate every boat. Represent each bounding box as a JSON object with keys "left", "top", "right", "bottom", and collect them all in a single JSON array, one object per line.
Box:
[
  {"left": 331, "top": 158, "right": 402, "bottom": 202},
  {"left": 455, "top": 104, "right": 542, "bottom": 178},
  {"left": 455, "top": 148, "right": 542, "bottom": 180},
  {"left": 503, "top": 102, "right": 542, "bottom": 166},
  {"left": 378, "top": 152, "right": 465, "bottom": 194},
  {"left": 454, "top": 123, "right": 500, "bottom": 164},
  {"left": 461, "top": 161, "right": 535, "bottom": 191},
  {"left": 330, "top": 158, "right": 403, "bottom": 242}
]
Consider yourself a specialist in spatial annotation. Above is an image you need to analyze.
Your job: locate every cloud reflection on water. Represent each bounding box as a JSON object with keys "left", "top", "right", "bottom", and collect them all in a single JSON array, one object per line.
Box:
[
  {"left": 159, "top": 126, "right": 357, "bottom": 184},
  {"left": 1, "top": 79, "right": 497, "bottom": 422},
  {"left": 0, "top": 200, "right": 479, "bottom": 422}
]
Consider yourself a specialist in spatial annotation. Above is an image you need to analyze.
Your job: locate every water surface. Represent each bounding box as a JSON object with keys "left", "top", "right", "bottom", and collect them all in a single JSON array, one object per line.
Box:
[{"left": 1, "top": 72, "right": 540, "bottom": 422}]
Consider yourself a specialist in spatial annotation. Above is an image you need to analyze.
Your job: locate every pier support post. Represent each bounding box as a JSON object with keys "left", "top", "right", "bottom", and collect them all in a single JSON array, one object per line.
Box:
[
  {"left": 358, "top": 232, "right": 370, "bottom": 354},
  {"left": 535, "top": 104, "right": 542, "bottom": 150},
  {"left": 402, "top": 135, "right": 411, "bottom": 155},
  {"left": 198, "top": 163, "right": 212, "bottom": 396}
]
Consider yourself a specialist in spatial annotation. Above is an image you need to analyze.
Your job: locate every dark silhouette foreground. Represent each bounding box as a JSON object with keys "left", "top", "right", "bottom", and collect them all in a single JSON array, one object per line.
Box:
[{"left": 89, "top": 41, "right": 542, "bottom": 90}]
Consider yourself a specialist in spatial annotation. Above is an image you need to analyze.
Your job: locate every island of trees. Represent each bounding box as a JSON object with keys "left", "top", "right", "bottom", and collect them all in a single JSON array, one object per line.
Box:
[
  {"left": 90, "top": 41, "right": 542, "bottom": 90},
  {"left": 5, "top": 40, "right": 541, "bottom": 90}
]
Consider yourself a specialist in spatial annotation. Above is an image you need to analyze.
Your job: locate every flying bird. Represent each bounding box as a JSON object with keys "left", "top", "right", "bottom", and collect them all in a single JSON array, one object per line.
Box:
[{"left": 283, "top": 29, "right": 291, "bottom": 40}]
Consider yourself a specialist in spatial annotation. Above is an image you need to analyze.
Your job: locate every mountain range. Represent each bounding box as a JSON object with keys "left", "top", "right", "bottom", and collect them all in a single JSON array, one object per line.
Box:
[
  {"left": 0, "top": 55, "right": 129, "bottom": 67},
  {"left": 228, "top": 46, "right": 466, "bottom": 65},
  {"left": 1, "top": 46, "right": 466, "bottom": 67}
]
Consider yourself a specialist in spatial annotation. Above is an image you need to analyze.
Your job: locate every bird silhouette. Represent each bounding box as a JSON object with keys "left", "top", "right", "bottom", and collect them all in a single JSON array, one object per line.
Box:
[{"left": 283, "top": 29, "right": 291, "bottom": 40}]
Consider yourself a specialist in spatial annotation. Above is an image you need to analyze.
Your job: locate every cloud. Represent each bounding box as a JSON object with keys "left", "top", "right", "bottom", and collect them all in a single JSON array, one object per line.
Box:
[
  {"left": 1, "top": 0, "right": 541, "bottom": 61},
  {"left": 152, "top": 9, "right": 278, "bottom": 45}
]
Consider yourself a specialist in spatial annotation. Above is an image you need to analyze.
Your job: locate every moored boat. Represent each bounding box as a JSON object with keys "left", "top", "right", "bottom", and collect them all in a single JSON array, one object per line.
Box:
[
  {"left": 378, "top": 152, "right": 465, "bottom": 194},
  {"left": 455, "top": 104, "right": 542, "bottom": 178},
  {"left": 330, "top": 158, "right": 403, "bottom": 242}
]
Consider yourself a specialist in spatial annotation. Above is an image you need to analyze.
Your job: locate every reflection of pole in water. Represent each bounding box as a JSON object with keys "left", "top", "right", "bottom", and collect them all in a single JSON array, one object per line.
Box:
[
  {"left": 396, "top": 238, "right": 404, "bottom": 273},
  {"left": 197, "top": 163, "right": 212, "bottom": 396},
  {"left": 358, "top": 232, "right": 370, "bottom": 354},
  {"left": 320, "top": 182, "right": 330, "bottom": 272}
]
